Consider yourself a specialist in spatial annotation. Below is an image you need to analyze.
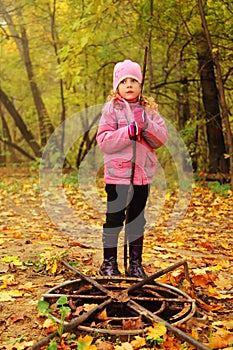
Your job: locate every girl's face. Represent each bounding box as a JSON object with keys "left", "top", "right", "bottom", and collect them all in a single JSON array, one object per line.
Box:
[{"left": 117, "top": 78, "right": 141, "bottom": 102}]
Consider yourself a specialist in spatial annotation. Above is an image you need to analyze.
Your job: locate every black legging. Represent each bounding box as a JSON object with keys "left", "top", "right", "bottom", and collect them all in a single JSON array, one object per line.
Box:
[{"left": 103, "top": 184, "right": 149, "bottom": 247}]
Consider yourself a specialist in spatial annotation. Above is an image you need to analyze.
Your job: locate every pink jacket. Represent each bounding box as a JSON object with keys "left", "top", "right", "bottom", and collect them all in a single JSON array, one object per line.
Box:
[{"left": 96, "top": 98, "right": 168, "bottom": 185}]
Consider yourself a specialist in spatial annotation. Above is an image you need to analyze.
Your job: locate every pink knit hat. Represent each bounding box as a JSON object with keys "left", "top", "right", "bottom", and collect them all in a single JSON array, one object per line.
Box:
[{"left": 113, "top": 59, "right": 142, "bottom": 91}]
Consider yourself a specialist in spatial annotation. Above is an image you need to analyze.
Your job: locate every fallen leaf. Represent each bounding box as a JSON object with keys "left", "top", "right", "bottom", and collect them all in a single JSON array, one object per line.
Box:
[
  {"left": 0, "top": 274, "right": 17, "bottom": 289},
  {"left": 219, "top": 242, "right": 230, "bottom": 249},
  {"left": 42, "top": 318, "right": 57, "bottom": 333},
  {"left": 0, "top": 255, "right": 22, "bottom": 265},
  {"left": 39, "top": 233, "right": 50, "bottom": 240},
  {"left": 13, "top": 232, "right": 22, "bottom": 239},
  {"left": 95, "top": 340, "right": 115, "bottom": 349},
  {"left": 209, "top": 329, "right": 233, "bottom": 349},
  {"left": 97, "top": 308, "right": 108, "bottom": 320},
  {"left": 214, "top": 273, "right": 232, "bottom": 290},
  {"left": 192, "top": 272, "right": 217, "bottom": 288},
  {"left": 122, "top": 317, "right": 144, "bottom": 330},
  {"left": 146, "top": 322, "right": 167, "bottom": 339},
  {"left": 213, "top": 320, "right": 233, "bottom": 329},
  {"left": 77, "top": 334, "right": 97, "bottom": 349},
  {"left": 114, "top": 342, "right": 133, "bottom": 350},
  {"left": 83, "top": 303, "right": 98, "bottom": 312},
  {"left": 130, "top": 335, "right": 146, "bottom": 349}
]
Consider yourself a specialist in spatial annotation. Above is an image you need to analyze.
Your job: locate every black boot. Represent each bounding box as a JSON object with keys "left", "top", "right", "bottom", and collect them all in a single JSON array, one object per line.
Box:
[
  {"left": 126, "top": 236, "right": 147, "bottom": 279},
  {"left": 99, "top": 248, "right": 121, "bottom": 276}
]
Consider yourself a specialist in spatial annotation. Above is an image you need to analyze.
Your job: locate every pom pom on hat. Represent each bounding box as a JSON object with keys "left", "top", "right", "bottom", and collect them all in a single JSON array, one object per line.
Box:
[{"left": 113, "top": 59, "right": 142, "bottom": 91}]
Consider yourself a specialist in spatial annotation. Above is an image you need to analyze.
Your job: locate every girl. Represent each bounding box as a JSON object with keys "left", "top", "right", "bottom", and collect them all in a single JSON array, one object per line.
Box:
[{"left": 96, "top": 59, "right": 168, "bottom": 278}]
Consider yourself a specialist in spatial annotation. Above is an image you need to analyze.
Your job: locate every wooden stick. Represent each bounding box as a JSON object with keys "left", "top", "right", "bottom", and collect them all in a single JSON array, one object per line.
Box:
[{"left": 124, "top": 46, "right": 148, "bottom": 273}]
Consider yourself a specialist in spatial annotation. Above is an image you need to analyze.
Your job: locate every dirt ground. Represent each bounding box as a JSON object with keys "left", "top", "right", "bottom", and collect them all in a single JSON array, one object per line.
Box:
[{"left": 0, "top": 167, "right": 232, "bottom": 349}]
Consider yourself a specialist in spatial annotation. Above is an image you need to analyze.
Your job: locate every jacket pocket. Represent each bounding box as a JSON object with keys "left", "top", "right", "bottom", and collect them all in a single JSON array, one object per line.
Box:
[
  {"left": 145, "top": 152, "right": 156, "bottom": 177},
  {"left": 107, "top": 158, "right": 132, "bottom": 178}
]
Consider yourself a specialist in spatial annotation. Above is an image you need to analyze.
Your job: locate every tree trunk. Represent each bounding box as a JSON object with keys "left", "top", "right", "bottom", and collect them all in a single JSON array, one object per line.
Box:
[
  {"left": 147, "top": 0, "right": 154, "bottom": 94},
  {"left": 19, "top": 17, "right": 54, "bottom": 145},
  {"left": 49, "top": 0, "right": 66, "bottom": 153},
  {"left": 198, "top": 0, "right": 233, "bottom": 188},
  {"left": 177, "top": 76, "right": 191, "bottom": 129},
  {"left": 0, "top": 88, "right": 41, "bottom": 158},
  {"left": 0, "top": 105, "right": 7, "bottom": 165},
  {"left": 0, "top": 1, "right": 54, "bottom": 146},
  {"left": 195, "top": 31, "right": 228, "bottom": 175}
]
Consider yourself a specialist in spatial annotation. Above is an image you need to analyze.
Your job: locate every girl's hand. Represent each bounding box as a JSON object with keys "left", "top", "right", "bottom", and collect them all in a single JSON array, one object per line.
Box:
[
  {"left": 128, "top": 121, "right": 141, "bottom": 138},
  {"left": 133, "top": 107, "right": 148, "bottom": 130}
]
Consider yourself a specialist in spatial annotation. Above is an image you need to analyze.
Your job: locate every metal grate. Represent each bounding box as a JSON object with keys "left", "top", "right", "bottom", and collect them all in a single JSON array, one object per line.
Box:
[{"left": 41, "top": 260, "right": 210, "bottom": 350}]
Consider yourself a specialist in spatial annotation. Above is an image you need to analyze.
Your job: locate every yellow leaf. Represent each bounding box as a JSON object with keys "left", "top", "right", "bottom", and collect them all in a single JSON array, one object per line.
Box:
[
  {"left": 130, "top": 335, "right": 146, "bottom": 349},
  {"left": 0, "top": 289, "right": 22, "bottom": 302},
  {"left": 40, "top": 233, "right": 50, "bottom": 240},
  {"left": 213, "top": 320, "right": 233, "bottom": 329},
  {"left": 0, "top": 291, "right": 14, "bottom": 301},
  {"left": 219, "top": 242, "right": 229, "bottom": 249},
  {"left": 97, "top": 308, "right": 108, "bottom": 320},
  {"left": 13, "top": 232, "right": 22, "bottom": 238},
  {"left": 0, "top": 274, "right": 15, "bottom": 289},
  {"left": 191, "top": 329, "right": 199, "bottom": 340},
  {"left": 0, "top": 255, "right": 22, "bottom": 265},
  {"left": 9, "top": 289, "right": 23, "bottom": 297},
  {"left": 142, "top": 253, "right": 151, "bottom": 262},
  {"left": 51, "top": 260, "right": 58, "bottom": 274},
  {"left": 209, "top": 265, "right": 223, "bottom": 271},
  {"left": 146, "top": 322, "right": 167, "bottom": 339},
  {"left": 165, "top": 192, "right": 171, "bottom": 200},
  {"left": 42, "top": 318, "right": 55, "bottom": 328},
  {"left": 84, "top": 303, "right": 98, "bottom": 312},
  {"left": 77, "top": 335, "right": 97, "bottom": 349},
  {"left": 224, "top": 153, "right": 230, "bottom": 159},
  {"left": 207, "top": 285, "right": 220, "bottom": 297}
]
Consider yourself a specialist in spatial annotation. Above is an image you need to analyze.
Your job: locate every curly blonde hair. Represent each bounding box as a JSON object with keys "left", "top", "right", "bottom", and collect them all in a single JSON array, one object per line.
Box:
[{"left": 107, "top": 90, "right": 158, "bottom": 111}]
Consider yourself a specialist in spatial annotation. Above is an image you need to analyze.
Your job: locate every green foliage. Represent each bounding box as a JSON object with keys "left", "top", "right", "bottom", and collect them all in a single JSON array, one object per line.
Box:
[
  {"left": 38, "top": 296, "right": 71, "bottom": 337},
  {"left": 56, "top": 296, "right": 71, "bottom": 336},
  {"left": 46, "top": 340, "right": 58, "bottom": 350},
  {"left": 68, "top": 260, "right": 81, "bottom": 268},
  {"left": 146, "top": 334, "right": 164, "bottom": 346},
  {"left": 38, "top": 300, "right": 50, "bottom": 315},
  {"left": 23, "top": 258, "right": 45, "bottom": 271},
  {"left": 62, "top": 170, "right": 79, "bottom": 187},
  {"left": 0, "top": 0, "right": 232, "bottom": 179},
  {"left": 207, "top": 181, "right": 231, "bottom": 197},
  {"left": 209, "top": 327, "right": 213, "bottom": 346}
]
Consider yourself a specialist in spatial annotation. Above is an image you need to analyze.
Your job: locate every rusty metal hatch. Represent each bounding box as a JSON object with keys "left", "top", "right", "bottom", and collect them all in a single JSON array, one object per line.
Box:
[
  {"left": 41, "top": 260, "right": 211, "bottom": 349},
  {"left": 41, "top": 261, "right": 207, "bottom": 342}
]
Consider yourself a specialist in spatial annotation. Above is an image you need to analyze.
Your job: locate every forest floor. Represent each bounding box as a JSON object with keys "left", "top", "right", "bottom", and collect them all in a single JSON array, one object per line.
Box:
[{"left": 0, "top": 167, "right": 232, "bottom": 350}]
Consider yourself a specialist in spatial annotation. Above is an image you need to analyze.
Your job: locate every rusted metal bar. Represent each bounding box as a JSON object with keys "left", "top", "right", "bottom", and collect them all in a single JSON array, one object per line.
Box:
[
  {"left": 28, "top": 298, "right": 112, "bottom": 350},
  {"left": 78, "top": 325, "right": 145, "bottom": 336},
  {"left": 128, "top": 300, "right": 211, "bottom": 350},
  {"left": 62, "top": 260, "right": 109, "bottom": 295},
  {"left": 130, "top": 296, "right": 192, "bottom": 303},
  {"left": 127, "top": 260, "right": 190, "bottom": 294},
  {"left": 41, "top": 293, "right": 107, "bottom": 300},
  {"left": 143, "top": 283, "right": 182, "bottom": 296}
]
